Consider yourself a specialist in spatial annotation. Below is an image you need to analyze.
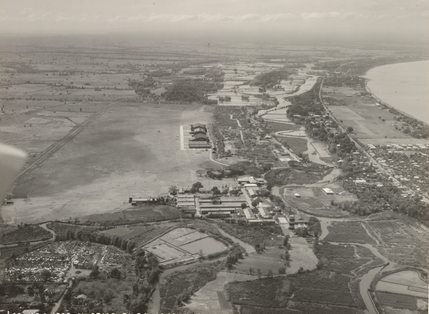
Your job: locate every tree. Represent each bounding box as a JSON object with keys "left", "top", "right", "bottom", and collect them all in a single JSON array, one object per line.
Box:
[
  {"left": 283, "top": 235, "right": 290, "bottom": 247},
  {"left": 346, "top": 126, "right": 354, "bottom": 133},
  {"left": 40, "top": 269, "right": 51, "bottom": 281},
  {"left": 295, "top": 227, "right": 308, "bottom": 237},
  {"left": 211, "top": 186, "right": 221, "bottom": 195},
  {"left": 241, "top": 203, "right": 247, "bottom": 209},
  {"left": 267, "top": 269, "right": 273, "bottom": 278},
  {"left": 190, "top": 181, "right": 203, "bottom": 193},
  {"left": 169, "top": 185, "right": 178, "bottom": 196},
  {"left": 284, "top": 251, "right": 290, "bottom": 261},
  {"left": 89, "top": 268, "right": 100, "bottom": 279},
  {"left": 278, "top": 267, "right": 286, "bottom": 275},
  {"left": 110, "top": 268, "right": 121, "bottom": 279},
  {"left": 27, "top": 286, "right": 34, "bottom": 296}
]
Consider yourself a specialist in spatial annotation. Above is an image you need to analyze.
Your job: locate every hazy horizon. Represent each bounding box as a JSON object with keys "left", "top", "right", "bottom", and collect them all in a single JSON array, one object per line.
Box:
[{"left": 0, "top": 0, "right": 428, "bottom": 46}]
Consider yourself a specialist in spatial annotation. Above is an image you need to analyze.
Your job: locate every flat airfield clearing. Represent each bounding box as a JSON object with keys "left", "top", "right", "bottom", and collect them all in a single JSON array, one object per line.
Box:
[{"left": 1, "top": 102, "right": 220, "bottom": 224}]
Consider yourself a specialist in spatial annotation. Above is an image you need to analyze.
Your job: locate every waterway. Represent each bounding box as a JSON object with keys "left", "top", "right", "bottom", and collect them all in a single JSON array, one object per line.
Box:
[
  {"left": 365, "top": 60, "right": 429, "bottom": 125},
  {"left": 146, "top": 257, "right": 225, "bottom": 314},
  {"left": 146, "top": 226, "right": 256, "bottom": 313}
]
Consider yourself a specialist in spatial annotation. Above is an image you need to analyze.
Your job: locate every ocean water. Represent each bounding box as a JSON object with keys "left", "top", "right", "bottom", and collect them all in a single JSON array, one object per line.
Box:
[{"left": 365, "top": 60, "right": 429, "bottom": 124}]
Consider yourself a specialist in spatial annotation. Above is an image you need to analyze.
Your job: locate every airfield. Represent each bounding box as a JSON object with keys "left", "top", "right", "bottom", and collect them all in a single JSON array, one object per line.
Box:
[{"left": 0, "top": 101, "right": 220, "bottom": 223}]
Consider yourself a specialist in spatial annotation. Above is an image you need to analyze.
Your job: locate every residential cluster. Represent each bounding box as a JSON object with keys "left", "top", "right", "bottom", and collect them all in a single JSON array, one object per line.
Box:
[
  {"left": 4, "top": 241, "right": 116, "bottom": 283},
  {"left": 367, "top": 145, "right": 429, "bottom": 198}
]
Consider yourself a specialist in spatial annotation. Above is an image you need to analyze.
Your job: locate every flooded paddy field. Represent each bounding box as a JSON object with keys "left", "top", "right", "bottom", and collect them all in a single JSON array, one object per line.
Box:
[
  {"left": 144, "top": 227, "right": 228, "bottom": 265},
  {"left": 375, "top": 269, "right": 428, "bottom": 313}
]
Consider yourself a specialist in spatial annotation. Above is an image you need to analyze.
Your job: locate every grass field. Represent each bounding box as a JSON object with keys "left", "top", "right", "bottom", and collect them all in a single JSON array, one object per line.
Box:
[
  {"left": 226, "top": 277, "right": 291, "bottom": 307},
  {"left": 268, "top": 121, "right": 302, "bottom": 132},
  {"left": 232, "top": 247, "right": 285, "bottom": 275},
  {"left": 277, "top": 136, "right": 308, "bottom": 154},
  {"left": 283, "top": 185, "right": 355, "bottom": 218}
]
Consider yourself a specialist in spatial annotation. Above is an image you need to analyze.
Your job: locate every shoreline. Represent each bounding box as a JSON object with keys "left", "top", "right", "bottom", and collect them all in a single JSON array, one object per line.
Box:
[{"left": 363, "top": 59, "right": 429, "bottom": 128}]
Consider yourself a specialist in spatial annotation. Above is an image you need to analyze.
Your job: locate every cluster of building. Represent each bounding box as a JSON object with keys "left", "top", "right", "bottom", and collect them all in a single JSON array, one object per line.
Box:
[
  {"left": 176, "top": 191, "right": 245, "bottom": 218},
  {"left": 175, "top": 176, "right": 280, "bottom": 222},
  {"left": 188, "top": 123, "right": 211, "bottom": 149},
  {"left": 367, "top": 146, "right": 429, "bottom": 198},
  {"left": 5, "top": 244, "right": 69, "bottom": 282},
  {"left": 5, "top": 241, "right": 106, "bottom": 283}
]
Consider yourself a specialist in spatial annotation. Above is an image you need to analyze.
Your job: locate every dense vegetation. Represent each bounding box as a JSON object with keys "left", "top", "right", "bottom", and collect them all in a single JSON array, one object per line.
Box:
[
  {"left": 159, "top": 262, "right": 223, "bottom": 313},
  {"left": 250, "top": 69, "right": 293, "bottom": 89},
  {"left": 60, "top": 250, "right": 161, "bottom": 314},
  {"left": 0, "top": 225, "right": 52, "bottom": 245},
  {"left": 286, "top": 79, "right": 324, "bottom": 117},
  {"left": 217, "top": 221, "right": 283, "bottom": 247},
  {"left": 48, "top": 222, "right": 137, "bottom": 253},
  {"left": 162, "top": 79, "right": 221, "bottom": 104},
  {"left": 324, "top": 75, "right": 366, "bottom": 88}
]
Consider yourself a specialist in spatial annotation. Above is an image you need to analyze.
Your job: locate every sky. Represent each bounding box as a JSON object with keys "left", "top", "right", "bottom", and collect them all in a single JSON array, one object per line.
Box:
[{"left": 0, "top": 0, "right": 428, "bottom": 44}]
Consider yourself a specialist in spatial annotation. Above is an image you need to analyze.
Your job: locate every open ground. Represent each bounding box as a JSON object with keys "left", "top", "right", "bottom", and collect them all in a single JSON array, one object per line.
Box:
[{"left": 282, "top": 183, "right": 357, "bottom": 218}]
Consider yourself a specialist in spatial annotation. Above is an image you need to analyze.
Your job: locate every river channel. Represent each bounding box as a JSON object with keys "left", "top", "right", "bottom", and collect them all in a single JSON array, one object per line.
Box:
[
  {"left": 318, "top": 218, "right": 393, "bottom": 314},
  {"left": 146, "top": 226, "right": 255, "bottom": 313}
]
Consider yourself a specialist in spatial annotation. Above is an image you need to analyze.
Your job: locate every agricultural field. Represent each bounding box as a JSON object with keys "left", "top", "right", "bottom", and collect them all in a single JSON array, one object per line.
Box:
[
  {"left": 324, "top": 221, "right": 377, "bottom": 244},
  {"left": 99, "top": 222, "right": 175, "bottom": 245},
  {"left": 232, "top": 247, "right": 286, "bottom": 275},
  {"left": 224, "top": 241, "right": 382, "bottom": 312},
  {"left": 376, "top": 291, "right": 425, "bottom": 311},
  {"left": 143, "top": 227, "right": 228, "bottom": 265},
  {"left": 226, "top": 277, "right": 291, "bottom": 308},
  {"left": 216, "top": 221, "right": 284, "bottom": 247},
  {"left": 325, "top": 91, "right": 407, "bottom": 140},
  {"left": 367, "top": 220, "right": 429, "bottom": 267}
]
